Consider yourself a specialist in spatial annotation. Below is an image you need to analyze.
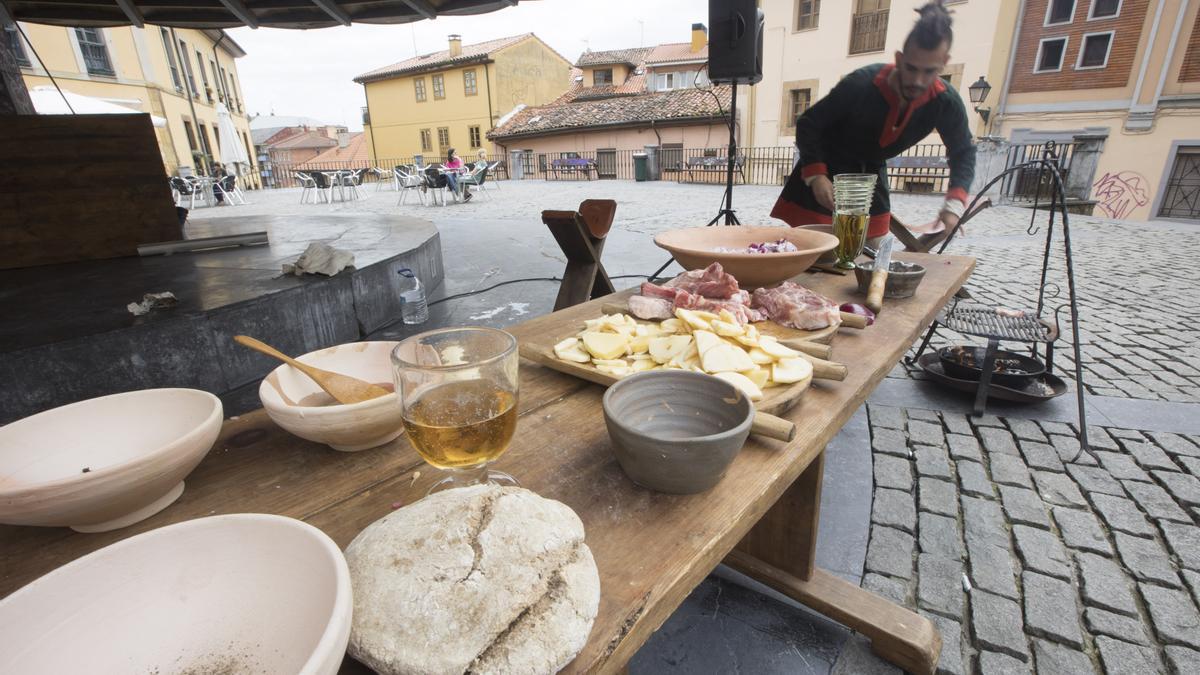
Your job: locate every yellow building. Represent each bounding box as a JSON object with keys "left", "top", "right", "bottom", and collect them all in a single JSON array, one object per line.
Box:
[
  {"left": 990, "top": 0, "right": 1200, "bottom": 221},
  {"left": 355, "top": 33, "right": 572, "bottom": 162},
  {"left": 5, "top": 20, "right": 253, "bottom": 177}
]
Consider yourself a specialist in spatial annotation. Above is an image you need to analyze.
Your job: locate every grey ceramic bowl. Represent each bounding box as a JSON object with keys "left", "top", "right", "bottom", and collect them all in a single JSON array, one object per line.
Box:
[
  {"left": 854, "top": 260, "right": 927, "bottom": 299},
  {"left": 602, "top": 371, "right": 754, "bottom": 494}
]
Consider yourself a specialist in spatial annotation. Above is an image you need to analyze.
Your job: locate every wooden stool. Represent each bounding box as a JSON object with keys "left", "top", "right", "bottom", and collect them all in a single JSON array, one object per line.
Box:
[{"left": 542, "top": 199, "right": 617, "bottom": 311}]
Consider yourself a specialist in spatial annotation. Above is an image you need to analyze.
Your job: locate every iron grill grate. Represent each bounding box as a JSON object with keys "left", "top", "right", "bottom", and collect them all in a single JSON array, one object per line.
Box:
[{"left": 938, "top": 302, "right": 1054, "bottom": 343}]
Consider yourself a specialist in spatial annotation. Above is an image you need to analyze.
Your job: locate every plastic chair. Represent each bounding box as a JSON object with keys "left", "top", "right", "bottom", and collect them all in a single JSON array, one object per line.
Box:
[
  {"left": 423, "top": 166, "right": 450, "bottom": 206},
  {"left": 213, "top": 175, "right": 246, "bottom": 206},
  {"left": 170, "top": 176, "right": 199, "bottom": 209},
  {"left": 372, "top": 167, "right": 395, "bottom": 191},
  {"left": 295, "top": 172, "right": 322, "bottom": 204}
]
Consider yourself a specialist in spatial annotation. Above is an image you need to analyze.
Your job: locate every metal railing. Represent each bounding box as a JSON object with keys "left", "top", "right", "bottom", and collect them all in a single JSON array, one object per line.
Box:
[
  {"left": 849, "top": 9, "right": 889, "bottom": 55},
  {"left": 1001, "top": 142, "right": 1079, "bottom": 202},
  {"left": 237, "top": 145, "right": 959, "bottom": 194}
]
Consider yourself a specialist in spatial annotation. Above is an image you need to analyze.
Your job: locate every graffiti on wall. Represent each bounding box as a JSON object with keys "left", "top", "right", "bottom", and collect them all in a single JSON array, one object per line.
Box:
[{"left": 1092, "top": 171, "right": 1150, "bottom": 220}]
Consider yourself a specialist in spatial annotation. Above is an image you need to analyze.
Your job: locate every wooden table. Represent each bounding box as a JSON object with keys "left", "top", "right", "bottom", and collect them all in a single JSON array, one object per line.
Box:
[{"left": 0, "top": 252, "right": 974, "bottom": 674}]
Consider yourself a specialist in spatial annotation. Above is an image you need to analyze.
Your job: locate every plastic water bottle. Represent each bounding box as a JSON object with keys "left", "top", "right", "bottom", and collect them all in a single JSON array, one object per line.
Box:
[{"left": 397, "top": 268, "right": 428, "bottom": 325}]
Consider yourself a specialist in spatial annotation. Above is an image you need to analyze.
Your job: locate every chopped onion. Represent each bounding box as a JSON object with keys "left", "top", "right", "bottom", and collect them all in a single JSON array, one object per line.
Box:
[{"left": 839, "top": 303, "right": 876, "bottom": 326}]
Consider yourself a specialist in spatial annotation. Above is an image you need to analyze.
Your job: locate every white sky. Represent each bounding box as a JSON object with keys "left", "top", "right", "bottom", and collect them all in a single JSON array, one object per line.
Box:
[{"left": 228, "top": 0, "right": 706, "bottom": 130}]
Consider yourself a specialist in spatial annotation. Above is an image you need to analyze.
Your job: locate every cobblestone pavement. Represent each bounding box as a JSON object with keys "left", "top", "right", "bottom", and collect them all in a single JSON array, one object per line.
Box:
[
  {"left": 198, "top": 180, "right": 1200, "bottom": 402},
  {"left": 849, "top": 406, "right": 1200, "bottom": 674}
]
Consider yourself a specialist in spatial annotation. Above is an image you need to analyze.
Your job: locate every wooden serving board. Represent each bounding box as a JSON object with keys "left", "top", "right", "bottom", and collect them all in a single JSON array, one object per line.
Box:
[
  {"left": 599, "top": 300, "right": 839, "bottom": 344},
  {"left": 519, "top": 342, "right": 812, "bottom": 418}
]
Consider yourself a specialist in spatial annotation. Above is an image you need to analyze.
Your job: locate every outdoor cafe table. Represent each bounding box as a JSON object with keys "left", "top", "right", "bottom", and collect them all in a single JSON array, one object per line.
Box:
[{"left": 0, "top": 252, "right": 974, "bottom": 674}]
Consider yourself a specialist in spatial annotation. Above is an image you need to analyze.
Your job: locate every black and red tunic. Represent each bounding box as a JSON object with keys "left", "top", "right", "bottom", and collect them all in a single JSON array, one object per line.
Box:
[{"left": 771, "top": 63, "right": 976, "bottom": 238}]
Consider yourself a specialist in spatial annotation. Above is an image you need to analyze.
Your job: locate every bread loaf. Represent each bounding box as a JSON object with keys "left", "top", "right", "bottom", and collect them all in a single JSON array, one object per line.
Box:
[{"left": 345, "top": 484, "right": 600, "bottom": 675}]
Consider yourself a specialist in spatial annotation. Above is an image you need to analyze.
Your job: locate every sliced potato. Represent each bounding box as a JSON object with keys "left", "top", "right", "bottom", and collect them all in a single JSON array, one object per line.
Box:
[
  {"left": 700, "top": 343, "right": 757, "bottom": 373},
  {"left": 719, "top": 309, "right": 739, "bottom": 325},
  {"left": 772, "top": 357, "right": 814, "bottom": 384},
  {"left": 711, "top": 319, "right": 744, "bottom": 337},
  {"left": 713, "top": 371, "right": 763, "bottom": 401},
  {"left": 675, "top": 308, "right": 712, "bottom": 332},
  {"left": 747, "top": 347, "right": 775, "bottom": 365},
  {"left": 628, "top": 334, "right": 652, "bottom": 354},
  {"left": 554, "top": 337, "right": 592, "bottom": 363},
  {"left": 582, "top": 331, "right": 628, "bottom": 360},
  {"left": 733, "top": 325, "right": 760, "bottom": 347},
  {"left": 630, "top": 353, "right": 654, "bottom": 361},
  {"left": 649, "top": 335, "right": 693, "bottom": 364},
  {"left": 670, "top": 342, "right": 700, "bottom": 368},
  {"left": 692, "top": 329, "right": 722, "bottom": 356},
  {"left": 595, "top": 364, "right": 632, "bottom": 377},
  {"left": 744, "top": 367, "right": 770, "bottom": 389},
  {"left": 758, "top": 336, "right": 801, "bottom": 359},
  {"left": 692, "top": 310, "right": 720, "bottom": 321},
  {"left": 591, "top": 358, "right": 629, "bottom": 368},
  {"left": 631, "top": 359, "right": 656, "bottom": 372},
  {"left": 659, "top": 318, "right": 686, "bottom": 334}
]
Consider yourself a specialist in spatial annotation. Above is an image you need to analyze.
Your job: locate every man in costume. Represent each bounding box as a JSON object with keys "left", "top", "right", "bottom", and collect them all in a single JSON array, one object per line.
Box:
[{"left": 771, "top": 1, "right": 976, "bottom": 244}]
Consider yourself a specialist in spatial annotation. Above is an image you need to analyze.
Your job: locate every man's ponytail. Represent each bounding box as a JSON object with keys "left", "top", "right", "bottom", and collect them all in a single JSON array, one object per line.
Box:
[{"left": 905, "top": 1, "right": 954, "bottom": 51}]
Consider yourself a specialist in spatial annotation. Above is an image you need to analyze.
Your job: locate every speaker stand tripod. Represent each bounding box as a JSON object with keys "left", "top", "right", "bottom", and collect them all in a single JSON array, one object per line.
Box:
[{"left": 649, "top": 83, "right": 742, "bottom": 281}]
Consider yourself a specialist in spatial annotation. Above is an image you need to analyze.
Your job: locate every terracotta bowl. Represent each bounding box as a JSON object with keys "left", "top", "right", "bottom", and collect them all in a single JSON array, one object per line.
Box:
[
  {"left": 602, "top": 370, "right": 753, "bottom": 494},
  {"left": 0, "top": 514, "right": 352, "bottom": 675},
  {"left": 798, "top": 224, "right": 838, "bottom": 264},
  {"left": 653, "top": 226, "right": 838, "bottom": 287},
  {"left": 0, "top": 388, "right": 221, "bottom": 532},
  {"left": 259, "top": 341, "right": 403, "bottom": 452}
]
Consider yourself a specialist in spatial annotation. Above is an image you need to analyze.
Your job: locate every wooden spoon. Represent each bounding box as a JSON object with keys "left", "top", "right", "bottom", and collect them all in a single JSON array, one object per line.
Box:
[{"left": 234, "top": 335, "right": 390, "bottom": 404}]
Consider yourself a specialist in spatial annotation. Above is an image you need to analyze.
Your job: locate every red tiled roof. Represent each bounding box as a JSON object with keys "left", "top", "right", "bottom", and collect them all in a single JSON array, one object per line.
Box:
[
  {"left": 488, "top": 85, "right": 731, "bottom": 140},
  {"left": 575, "top": 47, "right": 652, "bottom": 68},
  {"left": 297, "top": 133, "right": 370, "bottom": 168},
  {"left": 645, "top": 42, "right": 708, "bottom": 65},
  {"left": 354, "top": 33, "right": 533, "bottom": 83},
  {"left": 271, "top": 130, "right": 338, "bottom": 150}
]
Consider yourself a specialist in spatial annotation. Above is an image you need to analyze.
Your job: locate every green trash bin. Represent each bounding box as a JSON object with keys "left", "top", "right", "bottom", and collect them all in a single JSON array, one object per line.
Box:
[{"left": 633, "top": 153, "right": 648, "bottom": 182}]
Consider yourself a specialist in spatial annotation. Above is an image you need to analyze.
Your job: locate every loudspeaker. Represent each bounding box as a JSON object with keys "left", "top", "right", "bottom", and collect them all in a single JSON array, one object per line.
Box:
[{"left": 708, "top": 0, "right": 764, "bottom": 85}]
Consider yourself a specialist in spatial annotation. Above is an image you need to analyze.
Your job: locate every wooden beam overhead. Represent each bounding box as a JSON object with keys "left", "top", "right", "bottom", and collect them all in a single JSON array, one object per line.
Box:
[
  {"left": 114, "top": 0, "right": 144, "bottom": 27},
  {"left": 310, "top": 0, "right": 351, "bottom": 25},
  {"left": 401, "top": 0, "right": 436, "bottom": 20},
  {"left": 217, "top": 0, "right": 258, "bottom": 28}
]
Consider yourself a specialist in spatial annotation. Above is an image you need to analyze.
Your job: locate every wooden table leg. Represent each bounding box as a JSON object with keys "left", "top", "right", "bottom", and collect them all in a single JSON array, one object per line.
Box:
[{"left": 727, "top": 451, "right": 941, "bottom": 675}]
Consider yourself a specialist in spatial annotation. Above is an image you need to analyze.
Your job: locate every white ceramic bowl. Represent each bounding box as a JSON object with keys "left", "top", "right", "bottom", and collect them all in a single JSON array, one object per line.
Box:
[
  {"left": 259, "top": 341, "right": 404, "bottom": 452},
  {"left": 0, "top": 514, "right": 353, "bottom": 675},
  {"left": 0, "top": 388, "right": 222, "bottom": 532}
]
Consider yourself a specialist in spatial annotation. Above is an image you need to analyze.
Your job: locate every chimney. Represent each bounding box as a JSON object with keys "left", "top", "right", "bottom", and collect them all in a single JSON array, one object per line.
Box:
[
  {"left": 337, "top": 131, "right": 351, "bottom": 148},
  {"left": 448, "top": 34, "right": 462, "bottom": 57},
  {"left": 691, "top": 23, "right": 707, "bottom": 53}
]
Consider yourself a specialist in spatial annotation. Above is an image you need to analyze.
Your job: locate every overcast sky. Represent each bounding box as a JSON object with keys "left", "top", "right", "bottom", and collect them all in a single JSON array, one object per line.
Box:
[{"left": 229, "top": 0, "right": 706, "bottom": 130}]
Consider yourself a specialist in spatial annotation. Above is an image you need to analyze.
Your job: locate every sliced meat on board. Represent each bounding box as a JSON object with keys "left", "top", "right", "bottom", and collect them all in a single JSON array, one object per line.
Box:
[
  {"left": 629, "top": 263, "right": 762, "bottom": 324},
  {"left": 751, "top": 282, "right": 842, "bottom": 330}
]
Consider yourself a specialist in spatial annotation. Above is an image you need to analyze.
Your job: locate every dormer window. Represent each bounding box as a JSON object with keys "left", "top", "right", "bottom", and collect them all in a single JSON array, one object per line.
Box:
[{"left": 593, "top": 68, "right": 613, "bottom": 86}]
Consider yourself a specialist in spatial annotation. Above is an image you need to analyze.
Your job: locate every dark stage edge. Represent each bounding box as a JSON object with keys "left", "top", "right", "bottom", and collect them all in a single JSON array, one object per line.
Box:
[{"left": 0, "top": 214, "right": 443, "bottom": 424}]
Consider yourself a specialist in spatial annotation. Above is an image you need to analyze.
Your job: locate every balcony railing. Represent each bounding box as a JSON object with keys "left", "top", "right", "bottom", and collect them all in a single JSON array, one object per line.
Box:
[{"left": 849, "top": 9, "right": 889, "bottom": 55}]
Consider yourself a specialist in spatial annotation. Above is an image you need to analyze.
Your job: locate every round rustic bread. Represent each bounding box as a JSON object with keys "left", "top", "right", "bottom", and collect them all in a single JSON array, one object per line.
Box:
[{"left": 345, "top": 484, "right": 600, "bottom": 675}]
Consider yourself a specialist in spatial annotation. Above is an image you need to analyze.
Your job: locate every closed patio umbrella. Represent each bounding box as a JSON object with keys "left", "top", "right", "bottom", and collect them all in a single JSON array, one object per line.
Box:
[
  {"left": 215, "top": 102, "right": 250, "bottom": 175},
  {"left": 29, "top": 86, "right": 167, "bottom": 127}
]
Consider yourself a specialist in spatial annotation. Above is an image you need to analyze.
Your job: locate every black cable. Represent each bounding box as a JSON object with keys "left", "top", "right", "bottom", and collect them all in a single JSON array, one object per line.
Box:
[
  {"left": 15, "top": 22, "right": 74, "bottom": 113},
  {"left": 426, "top": 274, "right": 653, "bottom": 308}
]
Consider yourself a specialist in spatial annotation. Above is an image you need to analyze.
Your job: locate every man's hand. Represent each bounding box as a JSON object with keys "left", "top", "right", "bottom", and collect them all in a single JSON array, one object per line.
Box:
[
  {"left": 937, "top": 209, "right": 963, "bottom": 236},
  {"left": 809, "top": 174, "right": 835, "bottom": 211}
]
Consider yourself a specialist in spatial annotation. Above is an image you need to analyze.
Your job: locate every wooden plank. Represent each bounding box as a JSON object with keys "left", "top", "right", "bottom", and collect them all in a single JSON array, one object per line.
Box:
[
  {"left": 725, "top": 554, "right": 941, "bottom": 675},
  {"left": 0, "top": 253, "right": 974, "bottom": 674},
  {"left": 0, "top": 114, "right": 179, "bottom": 270}
]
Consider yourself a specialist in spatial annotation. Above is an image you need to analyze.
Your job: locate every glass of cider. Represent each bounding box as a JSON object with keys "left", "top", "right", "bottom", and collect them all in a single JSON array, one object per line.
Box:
[
  {"left": 832, "top": 173, "right": 877, "bottom": 269},
  {"left": 392, "top": 327, "right": 519, "bottom": 494}
]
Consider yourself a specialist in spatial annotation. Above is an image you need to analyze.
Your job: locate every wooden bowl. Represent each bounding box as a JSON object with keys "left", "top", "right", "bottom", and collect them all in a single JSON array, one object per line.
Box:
[
  {"left": 653, "top": 226, "right": 837, "bottom": 287},
  {"left": 0, "top": 514, "right": 352, "bottom": 675},
  {"left": 259, "top": 341, "right": 403, "bottom": 452},
  {"left": 0, "top": 389, "right": 221, "bottom": 532},
  {"left": 798, "top": 224, "right": 837, "bottom": 263},
  {"left": 602, "top": 371, "right": 753, "bottom": 494}
]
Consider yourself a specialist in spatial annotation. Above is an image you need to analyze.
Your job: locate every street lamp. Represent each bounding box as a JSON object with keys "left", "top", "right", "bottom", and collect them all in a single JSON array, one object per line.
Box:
[{"left": 968, "top": 76, "right": 992, "bottom": 125}]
